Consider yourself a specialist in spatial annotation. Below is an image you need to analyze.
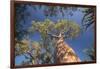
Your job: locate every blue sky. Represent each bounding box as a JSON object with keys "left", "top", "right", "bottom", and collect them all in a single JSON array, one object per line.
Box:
[{"left": 15, "top": 4, "right": 95, "bottom": 65}]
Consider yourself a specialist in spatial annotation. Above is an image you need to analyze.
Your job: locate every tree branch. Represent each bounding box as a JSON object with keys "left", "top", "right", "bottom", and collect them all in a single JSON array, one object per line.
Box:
[{"left": 46, "top": 30, "right": 59, "bottom": 38}]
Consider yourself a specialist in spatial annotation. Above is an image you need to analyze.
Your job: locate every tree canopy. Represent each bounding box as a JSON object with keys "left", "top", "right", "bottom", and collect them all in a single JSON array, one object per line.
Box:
[
  {"left": 29, "top": 19, "right": 81, "bottom": 40},
  {"left": 15, "top": 4, "right": 95, "bottom": 41}
]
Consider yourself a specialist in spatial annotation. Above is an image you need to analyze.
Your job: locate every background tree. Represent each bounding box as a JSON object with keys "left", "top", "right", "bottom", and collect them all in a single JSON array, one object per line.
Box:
[
  {"left": 15, "top": 39, "right": 42, "bottom": 65},
  {"left": 81, "top": 8, "right": 96, "bottom": 30},
  {"left": 83, "top": 45, "right": 95, "bottom": 61}
]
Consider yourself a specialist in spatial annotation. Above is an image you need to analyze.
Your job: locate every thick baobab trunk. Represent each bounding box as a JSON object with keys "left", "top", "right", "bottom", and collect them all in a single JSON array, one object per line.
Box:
[{"left": 55, "top": 33, "right": 80, "bottom": 63}]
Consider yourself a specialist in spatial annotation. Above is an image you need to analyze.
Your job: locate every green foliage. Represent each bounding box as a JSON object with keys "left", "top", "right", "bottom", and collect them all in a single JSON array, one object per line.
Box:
[
  {"left": 15, "top": 4, "right": 31, "bottom": 40},
  {"left": 15, "top": 39, "right": 42, "bottom": 64},
  {"left": 83, "top": 46, "right": 95, "bottom": 60},
  {"left": 29, "top": 19, "right": 81, "bottom": 39},
  {"left": 81, "top": 8, "right": 95, "bottom": 30},
  {"left": 42, "top": 6, "right": 77, "bottom": 17},
  {"left": 31, "top": 41, "right": 41, "bottom": 57},
  {"left": 15, "top": 39, "right": 30, "bottom": 56}
]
